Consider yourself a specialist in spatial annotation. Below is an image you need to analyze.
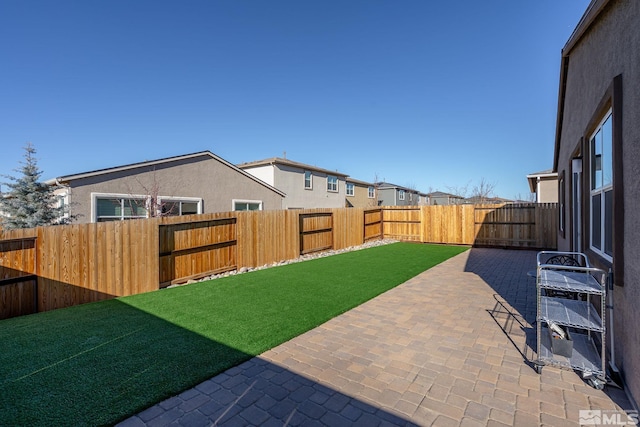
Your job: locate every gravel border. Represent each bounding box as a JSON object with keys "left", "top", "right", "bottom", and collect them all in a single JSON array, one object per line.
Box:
[{"left": 169, "top": 238, "right": 399, "bottom": 287}]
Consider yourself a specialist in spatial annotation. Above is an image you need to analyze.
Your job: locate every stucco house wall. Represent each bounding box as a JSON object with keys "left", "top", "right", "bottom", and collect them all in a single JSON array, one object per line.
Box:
[
  {"left": 52, "top": 152, "right": 284, "bottom": 223},
  {"left": 346, "top": 179, "right": 376, "bottom": 208},
  {"left": 554, "top": 0, "right": 640, "bottom": 406},
  {"left": 536, "top": 179, "right": 559, "bottom": 203},
  {"left": 526, "top": 171, "right": 559, "bottom": 203},
  {"left": 239, "top": 158, "right": 348, "bottom": 209},
  {"left": 376, "top": 183, "right": 419, "bottom": 207}
]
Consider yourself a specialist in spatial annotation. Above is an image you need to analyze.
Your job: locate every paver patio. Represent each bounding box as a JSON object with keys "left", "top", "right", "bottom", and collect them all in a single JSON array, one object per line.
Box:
[{"left": 118, "top": 248, "right": 635, "bottom": 426}]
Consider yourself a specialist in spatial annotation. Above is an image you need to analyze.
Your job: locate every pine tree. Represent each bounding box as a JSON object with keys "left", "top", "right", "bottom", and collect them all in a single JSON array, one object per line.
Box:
[{"left": 0, "top": 143, "right": 67, "bottom": 229}]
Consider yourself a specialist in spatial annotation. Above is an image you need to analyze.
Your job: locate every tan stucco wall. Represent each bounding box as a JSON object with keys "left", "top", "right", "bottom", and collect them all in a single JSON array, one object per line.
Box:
[
  {"left": 269, "top": 164, "right": 346, "bottom": 209},
  {"left": 346, "top": 182, "right": 376, "bottom": 208},
  {"left": 537, "top": 178, "right": 558, "bottom": 203},
  {"left": 65, "top": 155, "right": 283, "bottom": 223},
  {"left": 556, "top": 0, "right": 640, "bottom": 405}
]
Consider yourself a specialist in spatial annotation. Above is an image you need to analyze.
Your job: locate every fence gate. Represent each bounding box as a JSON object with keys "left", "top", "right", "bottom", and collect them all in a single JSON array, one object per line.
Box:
[
  {"left": 159, "top": 218, "right": 238, "bottom": 287},
  {"left": 364, "top": 209, "right": 383, "bottom": 242},
  {"left": 299, "top": 212, "right": 333, "bottom": 255}
]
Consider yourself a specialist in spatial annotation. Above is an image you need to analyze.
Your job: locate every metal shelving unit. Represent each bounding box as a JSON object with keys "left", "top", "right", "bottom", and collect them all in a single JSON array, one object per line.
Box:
[{"left": 535, "top": 251, "right": 607, "bottom": 389}]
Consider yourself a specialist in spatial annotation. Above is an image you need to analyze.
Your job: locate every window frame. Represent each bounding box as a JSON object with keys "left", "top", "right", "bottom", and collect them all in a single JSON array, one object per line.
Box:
[
  {"left": 327, "top": 175, "right": 338, "bottom": 193},
  {"left": 159, "top": 196, "right": 203, "bottom": 217},
  {"left": 588, "top": 110, "right": 613, "bottom": 261},
  {"left": 232, "top": 199, "right": 263, "bottom": 211},
  {"left": 346, "top": 182, "right": 354, "bottom": 197},
  {"left": 92, "top": 192, "right": 149, "bottom": 222},
  {"left": 368, "top": 186, "right": 375, "bottom": 199},
  {"left": 398, "top": 190, "right": 405, "bottom": 201},
  {"left": 304, "top": 171, "right": 313, "bottom": 190}
]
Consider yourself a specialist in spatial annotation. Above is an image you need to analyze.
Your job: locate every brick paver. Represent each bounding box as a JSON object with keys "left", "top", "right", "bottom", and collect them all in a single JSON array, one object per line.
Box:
[{"left": 117, "top": 248, "right": 635, "bottom": 426}]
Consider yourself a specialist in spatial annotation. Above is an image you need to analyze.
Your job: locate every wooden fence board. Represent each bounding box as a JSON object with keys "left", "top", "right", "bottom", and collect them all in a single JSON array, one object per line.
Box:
[{"left": 0, "top": 203, "right": 557, "bottom": 319}]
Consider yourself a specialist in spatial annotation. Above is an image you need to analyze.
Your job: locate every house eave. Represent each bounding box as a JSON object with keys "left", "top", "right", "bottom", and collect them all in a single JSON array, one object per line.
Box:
[
  {"left": 49, "top": 151, "right": 286, "bottom": 197},
  {"left": 238, "top": 157, "right": 349, "bottom": 178},
  {"left": 553, "top": 0, "right": 611, "bottom": 173}
]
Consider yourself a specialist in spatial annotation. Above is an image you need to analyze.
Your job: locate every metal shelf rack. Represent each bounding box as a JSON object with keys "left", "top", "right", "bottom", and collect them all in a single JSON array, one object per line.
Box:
[{"left": 535, "top": 251, "right": 607, "bottom": 388}]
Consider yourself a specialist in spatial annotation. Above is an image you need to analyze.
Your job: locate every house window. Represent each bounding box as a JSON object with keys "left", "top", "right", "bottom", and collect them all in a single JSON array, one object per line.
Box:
[
  {"left": 161, "top": 198, "right": 202, "bottom": 216},
  {"left": 399, "top": 190, "right": 405, "bottom": 201},
  {"left": 368, "top": 186, "right": 375, "bottom": 198},
  {"left": 346, "top": 183, "right": 354, "bottom": 196},
  {"left": 95, "top": 197, "right": 148, "bottom": 222},
  {"left": 233, "top": 200, "right": 262, "bottom": 211},
  {"left": 304, "top": 171, "right": 312, "bottom": 190},
  {"left": 327, "top": 176, "right": 338, "bottom": 192},
  {"left": 409, "top": 193, "right": 413, "bottom": 202},
  {"left": 589, "top": 111, "right": 613, "bottom": 260}
]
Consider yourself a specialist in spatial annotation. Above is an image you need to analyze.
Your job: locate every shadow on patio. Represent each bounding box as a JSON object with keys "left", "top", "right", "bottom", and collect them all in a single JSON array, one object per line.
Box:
[{"left": 116, "top": 247, "right": 637, "bottom": 426}]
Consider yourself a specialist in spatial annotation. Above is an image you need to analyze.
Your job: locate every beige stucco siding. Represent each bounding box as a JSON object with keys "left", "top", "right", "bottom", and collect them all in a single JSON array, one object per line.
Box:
[
  {"left": 536, "top": 179, "right": 558, "bottom": 203},
  {"left": 346, "top": 182, "right": 376, "bottom": 208},
  {"left": 270, "top": 164, "right": 346, "bottom": 209},
  {"left": 65, "top": 155, "right": 283, "bottom": 222},
  {"left": 556, "top": 0, "right": 640, "bottom": 405}
]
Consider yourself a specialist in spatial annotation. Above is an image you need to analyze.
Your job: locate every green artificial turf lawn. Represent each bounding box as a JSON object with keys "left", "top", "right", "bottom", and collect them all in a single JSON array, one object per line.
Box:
[{"left": 0, "top": 242, "right": 467, "bottom": 426}]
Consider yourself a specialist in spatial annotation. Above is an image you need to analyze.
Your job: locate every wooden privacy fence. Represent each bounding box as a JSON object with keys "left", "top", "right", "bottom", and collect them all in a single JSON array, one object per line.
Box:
[
  {"left": 0, "top": 204, "right": 556, "bottom": 319},
  {"left": 159, "top": 217, "right": 238, "bottom": 287},
  {"left": 383, "top": 203, "right": 557, "bottom": 248},
  {"left": 0, "top": 237, "right": 37, "bottom": 319}
]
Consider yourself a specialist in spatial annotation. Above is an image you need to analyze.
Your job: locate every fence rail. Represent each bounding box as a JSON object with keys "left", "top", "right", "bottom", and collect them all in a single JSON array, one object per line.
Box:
[{"left": 0, "top": 203, "right": 557, "bottom": 319}]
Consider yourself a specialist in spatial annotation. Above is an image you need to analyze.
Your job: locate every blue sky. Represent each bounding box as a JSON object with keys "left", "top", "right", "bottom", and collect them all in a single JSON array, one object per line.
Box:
[{"left": 1, "top": 0, "right": 590, "bottom": 199}]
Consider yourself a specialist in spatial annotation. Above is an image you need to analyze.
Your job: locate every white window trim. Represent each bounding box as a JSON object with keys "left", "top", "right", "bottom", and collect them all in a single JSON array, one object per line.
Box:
[
  {"left": 158, "top": 196, "right": 203, "bottom": 216},
  {"left": 346, "top": 183, "right": 354, "bottom": 197},
  {"left": 368, "top": 186, "right": 375, "bottom": 199},
  {"left": 92, "top": 193, "right": 204, "bottom": 222},
  {"left": 92, "top": 192, "right": 150, "bottom": 222},
  {"left": 304, "top": 171, "right": 313, "bottom": 190},
  {"left": 327, "top": 175, "right": 338, "bottom": 193},
  {"left": 232, "top": 199, "right": 263, "bottom": 211},
  {"left": 589, "top": 110, "right": 613, "bottom": 262},
  {"left": 399, "top": 190, "right": 405, "bottom": 201}
]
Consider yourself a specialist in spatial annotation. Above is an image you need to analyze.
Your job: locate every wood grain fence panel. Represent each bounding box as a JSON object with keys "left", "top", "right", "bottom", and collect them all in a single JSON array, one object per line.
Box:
[
  {"left": 364, "top": 209, "right": 382, "bottom": 242},
  {"left": 235, "top": 211, "right": 254, "bottom": 269},
  {"left": 0, "top": 203, "right": 558, "bottom": 318},
  {"left": 300, "top": 210, "right": 333, "bottom": 254},
  {"left": 0, "top": 278, "right": 36, "bottom": 320},
  {"left": 383, "top": 207, "right": 420, "bottom": 241},
  {"left": 159, "top": 216, "right": 237, "bottom": 286},
  {"left": 0, "top": 236, "right": 37, "bottom": 319}
]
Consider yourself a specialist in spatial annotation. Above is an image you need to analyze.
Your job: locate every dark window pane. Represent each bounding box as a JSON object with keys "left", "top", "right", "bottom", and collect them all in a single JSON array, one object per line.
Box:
[
  {"left": 181, "top": 202, "right": 198, "bottom": 215},
  {"left": 97, "top": 199, "right": 121, "bottom": 217},
  {"left": 592, "top": 194, "right": 602, "bottom": 250},
  {"left": 605, "top": 190, "right": 613, "bottom": 256},
  {"left": 162, "top": 201, "right": 180, "bottom": 216}
]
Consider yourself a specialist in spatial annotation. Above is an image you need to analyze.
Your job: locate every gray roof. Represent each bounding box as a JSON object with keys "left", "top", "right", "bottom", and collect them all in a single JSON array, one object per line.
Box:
[
  {"left": 46, "top": 151, "right": 286, "bottom": 197},
  {"left": 238, "top": 157, "right": 349, "bottom": 178}
]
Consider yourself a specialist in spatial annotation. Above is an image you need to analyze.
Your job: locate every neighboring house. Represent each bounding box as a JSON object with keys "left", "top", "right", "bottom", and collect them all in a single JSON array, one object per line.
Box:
[
  {"left": 345, "top": 178, "right": 377, "bottom": 208},
  {"left": 375, "top": 182, "right": 420, "bottom": 206},
  {"left": 426, "top": 191, "right": 465, "bottom": 205},
  {"left": 46, "top": 151, "right": 285, "bottom": 223},
  {"left": 526, "top": 169, "right": 559, "bottom": 203},
  {"left": 238, "top": 157, "right": 348, "bottom": 209},
  {"left": 553, "top": 0, "right": 639, "bottom": 407},
  {"left": 464, "top": 196, "right": 513, "bottom": 205}
]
